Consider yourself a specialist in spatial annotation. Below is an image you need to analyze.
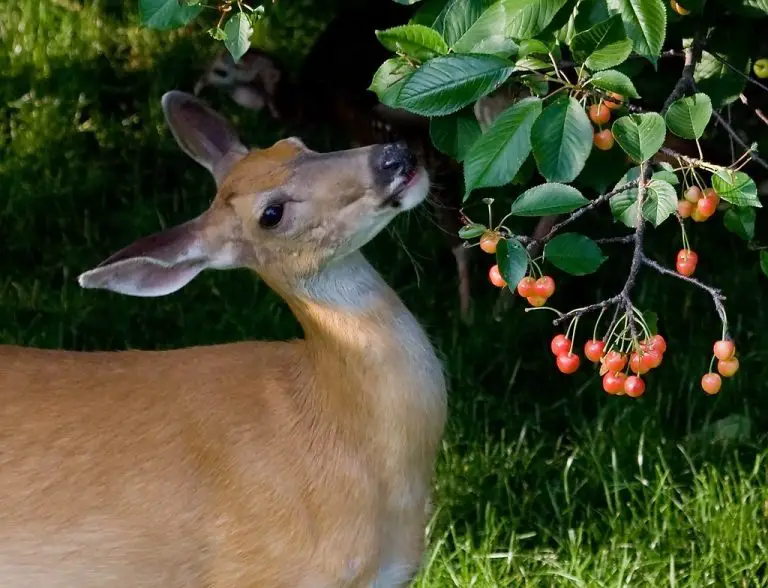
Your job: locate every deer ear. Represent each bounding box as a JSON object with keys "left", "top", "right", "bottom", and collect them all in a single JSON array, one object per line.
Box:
[
  {"left": 77, "top": 218, "right": 216, "bottom": 297},
  {"left": 161, "top": 90, "right": 248, "bottom": 187}
]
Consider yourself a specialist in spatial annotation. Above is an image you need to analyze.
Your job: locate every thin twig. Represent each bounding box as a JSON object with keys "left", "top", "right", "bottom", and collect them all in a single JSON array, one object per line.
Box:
[
  {"left": 710, "top": 108, "right": 768, "bottom": 172},
  {"left": 739, "top": 93, "right": 768, "bottom": 127},
  {"left": 642, "top": 256, "right": 728, "bottom": 336},
  {"left": 532, "top": 180, "right": 640, "bottom": 249},
  {"left": 596, "top": 235, "right": 635, "bottom": 245},
  {"left": 704, "top": 48, "right": 768, "bottom": 94}
]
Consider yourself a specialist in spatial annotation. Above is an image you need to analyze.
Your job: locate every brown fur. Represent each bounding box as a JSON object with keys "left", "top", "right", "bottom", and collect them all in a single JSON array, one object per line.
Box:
[{"left": 0, "top": 92, "right": 447, "bottom": 587}]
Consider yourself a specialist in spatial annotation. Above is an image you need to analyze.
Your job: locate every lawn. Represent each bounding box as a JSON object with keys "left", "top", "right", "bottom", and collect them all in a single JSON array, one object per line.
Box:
[{"left": 2, "top": 1, "right": 767, "bottom": 586}]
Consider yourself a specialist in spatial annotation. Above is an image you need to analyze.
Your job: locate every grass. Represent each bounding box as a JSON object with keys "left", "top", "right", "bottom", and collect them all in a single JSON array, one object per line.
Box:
[{"left": 2, "top": 1, "right": 768, "bottom": 585}]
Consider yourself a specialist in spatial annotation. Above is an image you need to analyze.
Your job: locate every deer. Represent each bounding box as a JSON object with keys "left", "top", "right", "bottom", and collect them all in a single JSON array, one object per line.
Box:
[{"left": 0, "top": 90, "right": 447, "bottom": 588}]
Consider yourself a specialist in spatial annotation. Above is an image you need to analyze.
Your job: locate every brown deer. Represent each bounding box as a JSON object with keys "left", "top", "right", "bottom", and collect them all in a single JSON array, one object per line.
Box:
[{"left": 0, "top": 90, "right": 446, "bottom": 587}]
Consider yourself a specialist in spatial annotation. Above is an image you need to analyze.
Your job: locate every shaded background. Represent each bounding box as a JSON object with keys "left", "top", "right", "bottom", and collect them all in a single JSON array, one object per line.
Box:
[{"left": 2, "top": 0, "right": 768, "bottom": 584}]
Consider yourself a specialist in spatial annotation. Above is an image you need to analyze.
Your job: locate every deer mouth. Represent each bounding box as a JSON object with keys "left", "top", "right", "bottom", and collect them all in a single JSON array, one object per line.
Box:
[{"left": 382, "top": 167, "right": 427, "bottom": 210}]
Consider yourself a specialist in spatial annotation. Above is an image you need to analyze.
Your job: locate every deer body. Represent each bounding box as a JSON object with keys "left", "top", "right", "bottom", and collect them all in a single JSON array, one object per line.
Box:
[{"left": 0, "top": 92, "right": 446, "bottom": 587}]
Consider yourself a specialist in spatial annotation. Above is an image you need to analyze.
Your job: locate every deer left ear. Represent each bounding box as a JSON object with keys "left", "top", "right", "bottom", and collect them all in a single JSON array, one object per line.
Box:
[
  {"left": 77, "top": 217, "right": 214, "bottom": 297},
  {"left": 161, "top": 90, "right": 248, "bottom": 187}
]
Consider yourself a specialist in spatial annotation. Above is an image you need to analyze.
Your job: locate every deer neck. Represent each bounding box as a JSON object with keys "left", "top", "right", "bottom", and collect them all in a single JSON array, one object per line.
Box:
[{"left": 278, "top": 252, "right": 447, "bottom": 473}]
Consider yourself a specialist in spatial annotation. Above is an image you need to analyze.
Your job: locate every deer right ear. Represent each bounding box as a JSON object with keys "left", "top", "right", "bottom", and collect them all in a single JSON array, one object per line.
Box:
[{"left": 161, "top": 90, "right": 248, "bottom": 187}]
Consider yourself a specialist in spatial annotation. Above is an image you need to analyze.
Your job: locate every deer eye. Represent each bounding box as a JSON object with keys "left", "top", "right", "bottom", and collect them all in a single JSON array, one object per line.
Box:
[{"left": 259, "top": 203, "right": 284, "bottom": 229}]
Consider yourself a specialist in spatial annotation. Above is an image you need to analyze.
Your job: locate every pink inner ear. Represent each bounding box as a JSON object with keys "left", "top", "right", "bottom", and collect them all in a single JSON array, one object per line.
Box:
[
  {"left": 96, "top": 218, "right": 202, "bottom": 269},
  {"left": 79, "top": 257, "right": 208, "bottom": 298}
]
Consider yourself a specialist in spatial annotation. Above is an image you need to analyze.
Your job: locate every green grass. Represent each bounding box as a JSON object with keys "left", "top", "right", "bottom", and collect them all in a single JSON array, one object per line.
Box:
[{"left": 2, "top": 2, "right": 768, "bottom": 586}]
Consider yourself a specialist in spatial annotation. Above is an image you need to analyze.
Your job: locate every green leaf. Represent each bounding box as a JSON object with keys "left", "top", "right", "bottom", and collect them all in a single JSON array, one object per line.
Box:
[
  {"left": 208, "top": 27, "right": 227, "bottom": 41},
  {"left": 652, "top": 168, "right": 678, "bottom": 185},
  {"left": 451, "top": 3, "right": 520, "bottom": 55},
  {"left": 664, "top": 93, "right": 712, "bottom": 140},
  {"left": 466, "top": 0, "right": 572, "bottom": 44},
  {"left": 761, "top": 251, "right": 768, "bottom": 278},
  {"left": 588, "top": 69, "right": 640, "bottom": 98},
  {"left": 375, "top": 24, "right": 449, "bottom": 61},
  {"left": 574, "top": 0, "right": 612, "bottom": 30},
  {"left": 544, "top": 233, "right": 607, "bottom": 275},
  {"left": 606, "top": 0, "right": 666, "bottom": 64},
  {"left": 531, "top": 95, "right": 593, "bottom": 183},
  {"left": 711, "top": 170, "right": 762, "bottom": 208},
  {"left": 394, "top": 54, "right": 514, "bottom": 117},
  {"left": 410, "top": 0, "right": 448, "bottom": 25},
  {"left": 641, "top": 179, "right": 677, "bottom": 226},
  {"left": 570, "top": 15, "right": 632, "bottom": 71},
  {"left": 463, "top": 97, "right": 543, "bottom": 198},
  {"left": 694, "top": 50, "right": 750, "bottom": 108},
  {"left": 723, "top": 207, "right": 756, "bottom": 241},
  {"left": 509, "top": 182, "right": 590, "bottom": 216},
  {"left": 609, "top": 170, "right": 676, "bottom": 227},
  {"left": 433, "top": 0, "right": 497, "bottom": 46},
  {"left": 369, "top": 58, "right": 416, "bottom": 107},
  {"left": 223, "top": 12, "right": 253, "bottom": 62},
  {"left": 458, "top": 223, "right": 488, "bottom": 238},
  {"left": 139, "top": 0, "right": 202, "bottom": 29},
  {"left": 497, "top": 238, "right": 529, "bottom": 289},
  {"left": 612, "top": 112, "right": 666, "bottom": 162},
  {"left": 430, "top": 110, "right": 482, "bottom": 162}
]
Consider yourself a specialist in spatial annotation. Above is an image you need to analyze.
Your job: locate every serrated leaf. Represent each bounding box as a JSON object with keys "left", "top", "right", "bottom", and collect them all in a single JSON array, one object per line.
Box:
[
  {"left": 394, "top": 54, "right": 514, "bottom": 117},
  {"left": 369, "top": 58, "right": 416, "bottom": 107},
  {"left": 574, "top": 0, "right": 612, "bottom": 30},
  {"left": 458, "top": 223, "right": 488, "bottom": 238},
  {"left": 612, "top": 112, "right": 666, "bottom": 162},
  {"left": 509, "top": 183, "right": 590, "bottom": 216},
  {"left": 723, "top": 207, "right": 756, "bottom": 241},
  {"left": 463, "top": 97, "right": 543, "bottom": 198},
  {"left": 544, "top": 233, "right": 607, "bottom": 275},
  {"left": 433, "top": 0, "right": 497, "bottom": 46},
  {"left": 531, "top": 95, "right": 593, "bottom": 183},
  {"left": 664, "top": 93, "right": 712, "bottom": 140},
  {"left": 464, "top": 0, "right": 572, "bottom": 45},
  {"left": 606, "top": 0, "right": 666, "bottom": 64},
  {"left": 711, "top": 170, "right": 762, "bottom": 208},
  {"left": 588, "top": 69, "right": 640, "bottom": 98},
  {"left": 223, "top": 12, "right": 252, "bottom": 62},
  {"left": 570, "top": 15, "right": 632, "bottom": 71},
  {"left": 496, "top": 238, "right": 528, "bottom": 289},
  {"left": 139, "top": 0, "right": 202, "bottom": 29},
  {"left": 642, "top": 179, "right": 677, "bottom": 226},
  {"left": 430, "top": 110, "right": 482, "bottom": 162},
  {"left": 375, "top": 24, "right": 449, "bottom": 61},
  {"left": 652, "top": 169, "right": 678, "bottom": 185},
  {"left": 609, "top": 170, "right": 676, "bottom": 226},
  {"left": 451, "top": 4, "right": 519, "bottom": 55},
  {"left": 760, "top": 251, "right": 768, "bottom": 277},
  {"left": 694, "top": 50, "right": 750, "bottom": 108}
]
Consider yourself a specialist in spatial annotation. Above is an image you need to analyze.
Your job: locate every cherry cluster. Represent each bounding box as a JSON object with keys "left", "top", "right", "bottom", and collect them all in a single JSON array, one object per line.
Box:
[{"left": 588, "top": 92, "right": 623, "bottom": 151}]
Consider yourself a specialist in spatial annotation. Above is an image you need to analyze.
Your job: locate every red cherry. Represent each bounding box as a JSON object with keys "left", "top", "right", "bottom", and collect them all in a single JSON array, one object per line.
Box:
[
  {"left": 696, "top": 194, "right": 717, "bottom": 218},
  {"left": 517, "top": 276, "right": 537, "bottom": 298},
  {"left": 602, "top": 371, "right": 627, "bottom": 394},
  {"left": 603, "top": 92, "right": 624, "bottom": 110},
  {"left": 624, "top": 375, "right": 646, "bottom": 398},
  {"left": 588, "top": 103, "right": 611, "bottom": 125},
  {"left": 603, "top": 351, "right": 627, "bottom": 372},
  {"left": 480, "top": 231, "right": 500, "bottom": 254},
  {"left": 556, "top": 353, "right": 581, "bottom": 374},
  {"left": 648, "top": 334, "right": 667, "bottom": 354},
  {"left": 641, "top": 349, "right": 663, "bottom": 370},
  {"left": 584, "top": 339, "right": 606, "bottom": 363},
  {"left": 593, "top": 129, "right": 615, "bottom": 151},
  {"left": 527, "top": 296, "right": 547, "bottom": 307},
  {"left": 550, "top": 334, "right": 572, "bottom": 356},
  {"left": 717, "top": 357, "right": 740, "bottom": 378},
  {"left": 535, "top": 276, "right": 555, "bottom": 298},
  {"left": 677, "top": 200, "right": 693, "bottom": 218},
  {"left": 629, "top": 352, "right": 651, "bottom": 375},
  {"left": 703, "top": 187, "right": 720, "bottom": 207},
  {"left": 676, "top": 249, "right": 698, "bottom": 277},
  {"left": 701, "top": 373, "right": 722, "bottom": 395},
  {"left": 713, "top": 339, "right": 735, "bottom": 361},
  {"left": 683, "top": 186, "right": 703, "bottom": 203},
  {"left": 489, "top": 264, "right": 507, "bottom": 288}
]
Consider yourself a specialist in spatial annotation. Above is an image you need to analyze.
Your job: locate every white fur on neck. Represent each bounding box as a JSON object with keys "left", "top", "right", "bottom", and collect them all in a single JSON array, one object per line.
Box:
[{"left": 297, "top": 252, "right": 389, "bottom": 311}]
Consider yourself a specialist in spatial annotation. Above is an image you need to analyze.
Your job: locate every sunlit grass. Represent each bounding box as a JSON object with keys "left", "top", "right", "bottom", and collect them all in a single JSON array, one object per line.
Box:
[{"left": 2, "top": 2, "right": 768, "bottom": 585}]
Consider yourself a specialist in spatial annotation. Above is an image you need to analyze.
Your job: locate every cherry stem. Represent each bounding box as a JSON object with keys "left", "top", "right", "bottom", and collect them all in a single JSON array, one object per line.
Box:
[
  {"left": 524, "top": 306, "right": 563, "bottom": 317},
  {"left": 593, "top": 306, "right": 606, "bottom": 342}
]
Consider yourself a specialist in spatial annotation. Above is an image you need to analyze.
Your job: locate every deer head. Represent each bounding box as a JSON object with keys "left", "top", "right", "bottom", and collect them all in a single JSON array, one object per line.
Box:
[{"left": 77, "top": 91, "right": 428, "bottom": 298}]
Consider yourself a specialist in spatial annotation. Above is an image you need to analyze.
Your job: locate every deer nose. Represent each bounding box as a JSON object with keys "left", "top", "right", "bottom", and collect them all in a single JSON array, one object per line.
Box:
[{"left": 374, "top": 142, "right": 417, "bottom": 183}]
